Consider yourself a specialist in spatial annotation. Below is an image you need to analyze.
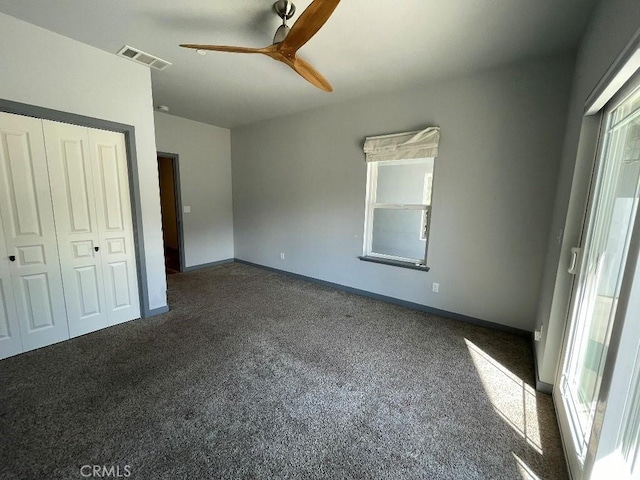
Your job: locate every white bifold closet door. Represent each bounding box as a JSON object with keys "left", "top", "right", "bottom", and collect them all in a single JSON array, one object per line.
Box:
[
  {"left": 43, "top": 120, "right": 140, "bottom": 338},
  {"left": 87, "top": 127, "right": 140, "bottom": 326},
  {"left": 0, "top": 208, "right": 22, "bottom": 358},
  {"left": 0, "top": 113, "right": 69, "bottom": 352}
]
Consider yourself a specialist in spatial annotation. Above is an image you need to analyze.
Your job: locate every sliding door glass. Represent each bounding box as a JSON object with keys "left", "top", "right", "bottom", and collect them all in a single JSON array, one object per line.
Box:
[{"left": 560, "top": 84, "right": 640, "bottom": 462}]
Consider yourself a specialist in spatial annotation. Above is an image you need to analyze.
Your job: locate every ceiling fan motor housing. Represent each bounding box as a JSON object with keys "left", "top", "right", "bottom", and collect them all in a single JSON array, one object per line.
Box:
[
  {"left": 273, "top": 1, "right": 296, "bottom": 44},
  {"left": 274, "top": 1, "right": 296, "bottom": 21},
  {"left": 273, "top": 25, "right": 290, "bottom": 44}
]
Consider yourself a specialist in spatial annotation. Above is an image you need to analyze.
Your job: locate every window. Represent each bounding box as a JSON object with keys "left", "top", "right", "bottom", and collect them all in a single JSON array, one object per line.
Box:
[{"left": 360, "top": 127, "right": 440, "bottom": 268}]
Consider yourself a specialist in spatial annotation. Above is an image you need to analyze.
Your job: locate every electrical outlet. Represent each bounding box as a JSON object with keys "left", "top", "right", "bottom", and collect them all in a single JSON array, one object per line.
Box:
[
  {"left": 534, "top": 324, "right": 545, "bottom": 342},
  {"left": 432, "top": 283, "right": 439, "bottom": 293},
  {"left": 280, "top": 252, "right": 285, "bottom": 260}
]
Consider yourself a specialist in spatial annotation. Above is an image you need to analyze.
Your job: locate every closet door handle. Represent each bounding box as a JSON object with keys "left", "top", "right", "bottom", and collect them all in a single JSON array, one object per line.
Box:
[
  {"left": 8, "top": 255, "right": 15, "bottom": 262},
  {"left": 94, "top": 246, "right": 100, "bottom": 252}
]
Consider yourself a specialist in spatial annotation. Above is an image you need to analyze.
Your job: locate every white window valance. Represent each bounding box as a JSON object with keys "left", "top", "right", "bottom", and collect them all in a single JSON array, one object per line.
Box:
[{"left": 363, "top": 127, "right": 440, "bottom": 162}]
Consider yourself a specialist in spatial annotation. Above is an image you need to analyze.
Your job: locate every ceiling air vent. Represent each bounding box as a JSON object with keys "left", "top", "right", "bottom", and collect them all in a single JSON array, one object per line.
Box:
[
  {"left": 150, "top": 59, "right": 171, "bottom": 70},
  {"left": 117, "top": 45, "right": 172, "bottom": 71}
]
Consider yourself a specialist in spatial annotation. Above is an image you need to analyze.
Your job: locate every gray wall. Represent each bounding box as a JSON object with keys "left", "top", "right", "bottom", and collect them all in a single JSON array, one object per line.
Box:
[
  {"left": 534, "top": 0, "right": 640, "bottom": 385},
  {"left": 232, "top": 55, "right": 574, "bottom": 331},
  {"left": 154, "top": 112, "right": 234, "bottom": 267}
]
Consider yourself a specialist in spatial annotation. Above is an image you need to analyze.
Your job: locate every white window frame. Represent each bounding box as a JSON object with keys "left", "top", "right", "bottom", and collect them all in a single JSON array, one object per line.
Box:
[{"left": 362, "top": 157, "right": 434, "bottom": 265}]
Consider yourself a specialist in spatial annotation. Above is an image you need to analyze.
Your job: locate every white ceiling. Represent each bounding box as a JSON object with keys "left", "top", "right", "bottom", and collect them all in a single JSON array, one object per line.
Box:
[{"left": 0, "top": 0, "right": 598, "bottom": 128}]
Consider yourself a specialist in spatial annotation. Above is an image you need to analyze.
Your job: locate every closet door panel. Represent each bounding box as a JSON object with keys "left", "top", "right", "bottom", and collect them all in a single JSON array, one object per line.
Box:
[
  {"left": 89, "top": 129, "right": 140, "bottom": 325},
  {"left": 43, "top": 120, "right": 108, "bottom": 338},
  {"left": 0, "top": 112, "right": 69, "bottom": 351},
  {"left": 0, "top": 209, "right": 22, "bottom": 359}
]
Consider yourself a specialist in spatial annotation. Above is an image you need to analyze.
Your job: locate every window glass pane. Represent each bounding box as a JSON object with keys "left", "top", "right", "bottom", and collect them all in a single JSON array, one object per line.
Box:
[
  {"left": 563, "top": 106, "right": 640, "bottom": 452},
  {"left": 376, "top": 159, "right": 433, "bottom": 205},
  {"left": 371, "top": 208, "right": 426, "bottom": 260},
  {"left": 612, "top": 86, "right": 640, "bottom": 127}
]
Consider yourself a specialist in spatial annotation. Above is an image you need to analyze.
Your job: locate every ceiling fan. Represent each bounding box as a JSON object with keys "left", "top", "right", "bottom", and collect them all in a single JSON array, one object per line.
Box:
[{"left": 180, "top": 0, "right": 340, "bottom": 92}]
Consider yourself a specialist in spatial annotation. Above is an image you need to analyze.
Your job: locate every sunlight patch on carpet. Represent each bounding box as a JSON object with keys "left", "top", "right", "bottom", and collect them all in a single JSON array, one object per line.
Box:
[
  {"left": 465, "top": 339, "right": 542, "bottom": 454},
  {"left": 513, "top": 452, "right": 542, "bottom": 480}
]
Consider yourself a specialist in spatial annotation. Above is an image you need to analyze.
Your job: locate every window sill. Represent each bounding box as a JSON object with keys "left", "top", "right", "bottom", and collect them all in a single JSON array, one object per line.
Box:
[{"left": 358, "top": 256, "right": 430, "bottom": 272}]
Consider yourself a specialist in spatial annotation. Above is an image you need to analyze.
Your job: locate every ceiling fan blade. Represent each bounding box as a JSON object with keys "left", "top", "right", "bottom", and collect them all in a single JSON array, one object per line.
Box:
[
  {"left": 180, "top": 44, "right": 268, "bottom": 54},
  {"left": 289, "top": 56, "right": 333, "bottom": 92},
  {"left": 280, "top": 0, "right": 340, "bottom": 53}
]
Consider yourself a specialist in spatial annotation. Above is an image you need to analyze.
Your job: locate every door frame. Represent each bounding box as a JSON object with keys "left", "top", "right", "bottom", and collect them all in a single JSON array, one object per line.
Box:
[
  {"left": 157, "top": 152, "right": 185, "bottom": 273},
  {"left": 554, "top": 56, "right": 640, "bottom": 478},
  {"left": 581, "top": 71, "right": 640, "bottom": 480},
  {"left": 553, "top": 110, "right": 606, "bottom": 479},
  {"left": 0, "top": 98, "right": 161, "bottom": 318}
]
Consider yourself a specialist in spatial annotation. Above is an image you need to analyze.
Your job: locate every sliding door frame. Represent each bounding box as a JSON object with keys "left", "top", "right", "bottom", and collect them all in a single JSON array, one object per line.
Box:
[
  {"left": 554, "top": 29, "right": 640, "bottom": 478},
  {"left": 0, "top": 98, "right": 159, "bottom": 318},
  {"left": 581, "top": 71, "right": 640, "bottom": 479},
  {"left": 554, "top": 110, "right": 605, "bottom": 479}
]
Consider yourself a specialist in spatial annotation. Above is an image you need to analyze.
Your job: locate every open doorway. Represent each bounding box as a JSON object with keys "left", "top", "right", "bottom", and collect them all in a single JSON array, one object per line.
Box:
[{"left": 157, "top": 152, "right": 184, "bottom": 275}]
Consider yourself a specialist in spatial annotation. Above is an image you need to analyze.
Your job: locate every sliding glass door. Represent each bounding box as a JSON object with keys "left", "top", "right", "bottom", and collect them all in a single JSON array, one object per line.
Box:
[{"left": 556, "top": 80, "right": 640, "bottom": 478}]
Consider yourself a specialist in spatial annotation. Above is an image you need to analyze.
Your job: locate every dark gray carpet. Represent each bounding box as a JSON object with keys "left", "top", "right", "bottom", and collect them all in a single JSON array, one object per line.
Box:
[{"left": 0, "top": 263, "right": 567, "bottom": 479}]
